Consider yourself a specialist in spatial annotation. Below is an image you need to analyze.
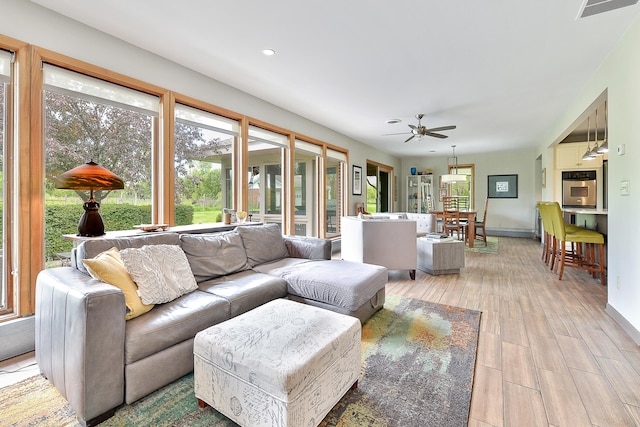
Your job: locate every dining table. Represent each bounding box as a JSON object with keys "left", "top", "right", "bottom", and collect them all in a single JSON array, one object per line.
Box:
[{"left": 429, "top": 209, "right": 479, "bottom": 248}]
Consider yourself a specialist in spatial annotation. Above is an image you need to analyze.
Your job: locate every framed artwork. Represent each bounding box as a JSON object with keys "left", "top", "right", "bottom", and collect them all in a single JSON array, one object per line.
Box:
[
  {"left": 439, "top": 188, "right": 447, "bottom": 202},
  {"left": 488, "top": 174, "right": 518, "bottom": 198},
  {"left": 352, "top": 165, "right": 362, "bottom": 195},
  {"left": 541, "top": 168, "right": 546, "bottom": 188},
  {"left": 439, "top": 175, "right": 447, "bottom": 189}
]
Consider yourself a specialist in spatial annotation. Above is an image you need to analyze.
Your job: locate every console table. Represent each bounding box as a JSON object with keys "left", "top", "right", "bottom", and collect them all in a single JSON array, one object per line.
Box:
[
  {"left": 63, "top": 221, "right": 263, "bottom": 243},
  {"left": 417, "top": 237, "right": 465, "bottom": 275}
]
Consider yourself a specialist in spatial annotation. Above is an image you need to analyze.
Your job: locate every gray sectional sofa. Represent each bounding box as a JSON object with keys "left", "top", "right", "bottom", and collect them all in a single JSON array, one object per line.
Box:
[{"left": 35, "top": 224, "right": 387, "bottom": 426}]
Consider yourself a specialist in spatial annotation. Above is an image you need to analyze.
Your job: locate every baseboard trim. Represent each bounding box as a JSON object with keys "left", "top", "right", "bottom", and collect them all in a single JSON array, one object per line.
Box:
[
  {"left": 0, "top": 315, "right": 35, "bottom": 361},
  {"left": 486, "top": 228, "right": 535, "bottom": 239},
  {"left": 606, "top": 303, "right": 640, "bottom": 346}
]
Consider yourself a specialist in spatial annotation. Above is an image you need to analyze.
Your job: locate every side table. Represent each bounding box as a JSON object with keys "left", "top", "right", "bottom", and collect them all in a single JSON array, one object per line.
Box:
[{"left": 417, "top": 237, "right": 465, "bottom": 275}]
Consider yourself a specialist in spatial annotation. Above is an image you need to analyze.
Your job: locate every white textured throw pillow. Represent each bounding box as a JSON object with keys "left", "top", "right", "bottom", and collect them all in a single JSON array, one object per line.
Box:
[{"left": 120, "top": 244, "right": 198, "bottom": 305}]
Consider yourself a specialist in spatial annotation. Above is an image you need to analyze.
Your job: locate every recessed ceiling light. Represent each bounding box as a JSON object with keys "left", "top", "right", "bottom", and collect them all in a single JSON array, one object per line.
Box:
[
  {"left": 262, "top": 49, "right": 276, "bottom": 56},
  {"left": 386, "top": 119, "right": 402, "bottom": 124}
]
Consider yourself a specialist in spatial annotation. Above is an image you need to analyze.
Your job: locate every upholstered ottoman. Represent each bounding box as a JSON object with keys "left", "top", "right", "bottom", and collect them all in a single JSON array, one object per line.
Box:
[{"left": 194, "top": 298, "right": 361, "bottom": 427}]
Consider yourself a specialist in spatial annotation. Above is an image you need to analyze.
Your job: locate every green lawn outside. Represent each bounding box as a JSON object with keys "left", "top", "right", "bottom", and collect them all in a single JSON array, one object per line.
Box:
[{"left": 192, "top": 208, "right": 222, "bottom": 224}]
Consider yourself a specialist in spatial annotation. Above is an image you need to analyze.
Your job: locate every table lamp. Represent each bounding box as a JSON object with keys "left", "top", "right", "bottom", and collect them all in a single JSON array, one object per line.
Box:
[{"left": 55, "top": 160, "right": 124, "bottom": 237}]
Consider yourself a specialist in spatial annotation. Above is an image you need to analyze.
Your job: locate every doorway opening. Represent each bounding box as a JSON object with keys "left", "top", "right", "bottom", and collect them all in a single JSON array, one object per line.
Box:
[{"left": 366, "top": 161, "right": 394, "bottom": 213}]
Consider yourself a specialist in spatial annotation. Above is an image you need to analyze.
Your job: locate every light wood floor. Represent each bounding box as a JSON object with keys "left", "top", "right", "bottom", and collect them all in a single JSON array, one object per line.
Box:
[{"left": 385, "top": 236, "right": 640, "bottom": 427}]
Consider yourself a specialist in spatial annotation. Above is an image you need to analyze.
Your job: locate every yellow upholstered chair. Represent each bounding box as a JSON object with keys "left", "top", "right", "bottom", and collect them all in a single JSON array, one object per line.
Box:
[{"left": 547, "top": 201, "right": 606, "bottom": 285}]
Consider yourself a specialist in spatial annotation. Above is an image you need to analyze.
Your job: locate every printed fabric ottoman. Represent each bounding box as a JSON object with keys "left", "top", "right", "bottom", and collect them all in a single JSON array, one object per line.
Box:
[{"left": 194, "top": 298, "right": 361, "bottom": 427}]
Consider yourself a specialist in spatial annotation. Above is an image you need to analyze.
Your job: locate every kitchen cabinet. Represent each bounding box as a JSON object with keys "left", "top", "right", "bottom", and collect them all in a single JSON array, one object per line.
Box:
[
  {"left": 407, "top": 174, "right": 434, "bottom": 213},
  {"left": 555, "top": 142, "right": 603, "bottom": 169}
]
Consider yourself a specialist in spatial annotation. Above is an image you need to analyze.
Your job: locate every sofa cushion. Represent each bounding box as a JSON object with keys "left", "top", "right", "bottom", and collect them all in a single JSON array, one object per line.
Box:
[
  {"left": 124, "top": 290, "right": 230, "bottom": 364},
  {"left": 179, "top": 232, "right": 248, "bottom": 282},
  {"left": 120, "top": 244, "right": 198, "bottom": 305},
  {"left": 82, "top": 247, "right": 154, "bottom": 320},
  {"left": 198, "top": 270, "right": 288, "bottom": 317},
  {"left": 255, "top": 259, "right": 387, "bottom": 312},
  {"left": 75, "top": 233, "right": 180, "bottom": 275},
  {"left": 236, "top": 223, "right": 289, "bottom": 267}
]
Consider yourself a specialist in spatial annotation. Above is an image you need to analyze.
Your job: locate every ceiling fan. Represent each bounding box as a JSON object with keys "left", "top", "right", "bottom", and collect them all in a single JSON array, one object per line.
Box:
[{"left": 385, "top": 114, "right": 456, "bottom": 143}]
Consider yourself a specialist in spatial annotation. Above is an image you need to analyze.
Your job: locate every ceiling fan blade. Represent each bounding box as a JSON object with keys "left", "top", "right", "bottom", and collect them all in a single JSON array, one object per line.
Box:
[
  {"left": 382, "top": 132, "right": 411, "bottom": 136},
  {"left": 425, "top": 132, "right": 448, "bottom": 139},
  {"left": 426, "top": 125, "right": 456, "bottom": 132},
  {"left": 404, "top": 135, "right": 416, "bottom": 143},
  {"left": 408, "top": 124, "right": 418, "bottom": 130}
]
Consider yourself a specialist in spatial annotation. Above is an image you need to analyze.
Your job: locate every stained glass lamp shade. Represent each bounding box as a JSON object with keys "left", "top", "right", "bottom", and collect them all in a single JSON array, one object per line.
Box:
[{"left": 55, "top": 160, "right": 124, "bottom": 237}]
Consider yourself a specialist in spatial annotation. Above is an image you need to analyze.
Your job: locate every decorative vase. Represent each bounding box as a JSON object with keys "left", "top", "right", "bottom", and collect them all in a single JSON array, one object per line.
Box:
[{"left": 410, "top": 167, "right": 417, "bottom": 175}]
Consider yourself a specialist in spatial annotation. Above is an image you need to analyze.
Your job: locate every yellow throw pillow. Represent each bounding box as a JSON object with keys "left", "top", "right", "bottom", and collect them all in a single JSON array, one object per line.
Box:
[{"left": 82, "top": 247, "right": 154, "bottom": 320}]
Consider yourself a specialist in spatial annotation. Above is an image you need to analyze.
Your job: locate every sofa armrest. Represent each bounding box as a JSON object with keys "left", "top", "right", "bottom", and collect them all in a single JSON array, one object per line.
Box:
[
  {"left": 283, "top": 236, "right": 331, "bottom": 260},
  {"left": 35, "top": 267, "right": 126, "bottom": 425}
]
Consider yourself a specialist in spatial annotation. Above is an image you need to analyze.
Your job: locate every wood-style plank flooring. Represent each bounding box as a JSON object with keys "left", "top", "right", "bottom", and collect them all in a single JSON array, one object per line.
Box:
[{"left": 385, "top": 236, "right": 640, "bottom": 427}]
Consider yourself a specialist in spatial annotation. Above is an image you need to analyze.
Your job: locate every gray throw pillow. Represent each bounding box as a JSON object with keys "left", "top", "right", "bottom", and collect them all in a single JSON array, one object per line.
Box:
[
  {"left": 120, "top": 244, "right": 198, "bottom": 305},
  {"left": 179, "top": 232, "right": 249, "bottom": 282},
  {"left": 236, "top": 223, "right": 289, "bottom": 267}
]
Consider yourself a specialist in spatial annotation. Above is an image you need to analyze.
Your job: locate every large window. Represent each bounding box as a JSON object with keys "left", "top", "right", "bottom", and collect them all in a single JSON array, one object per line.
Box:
[
  {"left": 326, "top": 148, "right": 346, "bottom": 237},
  {"left": 0, "top": 50, "right": 11, "bottom": 312},
  {"left": 174, "top": 104, "right": 237, "bottom": 224},
  {"left": 294, "top": 140, "right": 321, "bottom": 236},
  {"left": 448, "top": 164, "right": 475, "bottom": 208},
  {"left": 43, "top": 65, "right": 157, "bottom": 264},
  {"left": 247, "top": 126, "right": 287, "bottom": 227}
]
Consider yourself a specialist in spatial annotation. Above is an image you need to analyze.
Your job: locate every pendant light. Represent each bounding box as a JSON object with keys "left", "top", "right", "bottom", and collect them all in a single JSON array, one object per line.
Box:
[
  {"left": 441, "top": 145, "right": 466, "bottom": 183},
  {"left": 581, "top": 116, "right": 596, "bottom": 161},
  {"left": 589, "top": 108, "right": 603, "bottom": 157},
  {"left": 597, "top": 100, "right": 608, "bottom": 154}
]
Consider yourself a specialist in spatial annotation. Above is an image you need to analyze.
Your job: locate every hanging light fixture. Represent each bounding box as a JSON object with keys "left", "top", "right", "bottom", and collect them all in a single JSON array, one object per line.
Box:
[
  {"left": 441, "top": 145, "right": 466, "bottom": 183},
  {"left": 597, "top": 100, "right": 609, "bottom": 154},
  {"left": 581, "top": 116, "right": 596, "bottom": 161},
  {"left": 589, "top": 108, "right": 603, "bottom": 157}
]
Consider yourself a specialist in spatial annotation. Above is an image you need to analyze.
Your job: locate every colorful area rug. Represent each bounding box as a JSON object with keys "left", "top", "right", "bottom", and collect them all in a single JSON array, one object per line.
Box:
[
  {"left": 465, "top": 236, "right": 499, "bottom": 254},
  {"left": 0, "top": 295, "right": 481, "bottom": 427}
]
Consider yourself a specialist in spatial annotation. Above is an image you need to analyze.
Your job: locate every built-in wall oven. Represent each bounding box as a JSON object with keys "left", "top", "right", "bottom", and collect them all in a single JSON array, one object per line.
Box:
[{"left": 562, "top": 170, "right": 596, "bottom": 208}]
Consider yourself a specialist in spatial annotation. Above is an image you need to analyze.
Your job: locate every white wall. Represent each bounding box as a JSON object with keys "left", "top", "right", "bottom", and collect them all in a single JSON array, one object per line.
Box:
[
  {"left": 401, "top": 148, "right": 538, "bottom": 233},
  {"left": 1, "top": 0, "right": 401, "bottom": 216},
  {"left": 538, "top": 15, "right": 640, "bottom": 340}
]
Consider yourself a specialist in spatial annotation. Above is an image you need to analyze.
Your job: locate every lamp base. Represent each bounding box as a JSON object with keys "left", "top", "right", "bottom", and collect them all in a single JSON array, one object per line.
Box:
[{"left": 77, "top": 200, "right": 105, "bottom": 237}]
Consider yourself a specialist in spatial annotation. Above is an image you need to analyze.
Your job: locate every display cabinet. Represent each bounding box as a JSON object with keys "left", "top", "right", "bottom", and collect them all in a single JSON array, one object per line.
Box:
[{"left": 407, "top": 174, "right": 434, "bottom": 213}]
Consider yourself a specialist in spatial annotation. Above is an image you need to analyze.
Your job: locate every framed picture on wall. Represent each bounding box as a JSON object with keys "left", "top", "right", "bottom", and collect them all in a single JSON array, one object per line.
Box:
[
  {"left": 352, "top": 165, "right": 362, "bottom": 195},
  {"left": 439, "top": 175, "right": 447, "bottom": 190},
  {"left": 488, "top": 174, "right": 518, "bottom": 198}
]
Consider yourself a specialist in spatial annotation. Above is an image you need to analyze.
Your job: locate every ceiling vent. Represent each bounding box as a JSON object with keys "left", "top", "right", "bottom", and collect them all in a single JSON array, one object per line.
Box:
[{"left": 579, "top": 0, "right": 639, "bottom": 18}]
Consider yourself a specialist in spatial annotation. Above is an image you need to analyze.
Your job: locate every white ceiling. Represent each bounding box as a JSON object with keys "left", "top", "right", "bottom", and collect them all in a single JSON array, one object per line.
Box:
[{"left": 30, "top": 0, "right": 640, "bottom": 157}]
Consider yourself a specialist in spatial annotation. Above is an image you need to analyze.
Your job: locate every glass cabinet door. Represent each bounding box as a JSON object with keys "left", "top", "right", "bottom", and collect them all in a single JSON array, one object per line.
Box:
[{"left": 407, "top": 174, "right": 433, "bottom": 213}]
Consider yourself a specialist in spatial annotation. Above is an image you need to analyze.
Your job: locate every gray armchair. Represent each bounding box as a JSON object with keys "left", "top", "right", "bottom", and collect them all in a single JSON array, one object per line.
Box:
[{"left": 340, "top": 216, "right": 417, "bottom": 279}]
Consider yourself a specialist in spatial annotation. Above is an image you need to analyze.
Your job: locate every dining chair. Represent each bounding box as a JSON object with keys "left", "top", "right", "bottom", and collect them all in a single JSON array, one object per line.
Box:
[
  {"left": 443, "top": 209, "right": 465, "bottom": 241},
  {"left": 474, "top": 198, "right": 489, "bottom": 246}
]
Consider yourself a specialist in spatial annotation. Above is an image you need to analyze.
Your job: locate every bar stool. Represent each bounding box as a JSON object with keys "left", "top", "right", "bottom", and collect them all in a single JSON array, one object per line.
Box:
[
  {"left": 537, "top": 202, "right": 553, "bottom": 265},
  {"left": 547, "top": 202, "right": 606, "bottom": 285},
  {"left": 538, "top": 201, "right": 583, "bottom": 270}
]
